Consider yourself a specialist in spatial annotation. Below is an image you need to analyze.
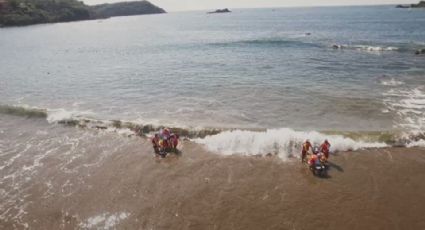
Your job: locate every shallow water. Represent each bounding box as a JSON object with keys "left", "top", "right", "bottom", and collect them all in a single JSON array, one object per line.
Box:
[{"left": 1, "top": 115, "right": 425, "bottom": 230}]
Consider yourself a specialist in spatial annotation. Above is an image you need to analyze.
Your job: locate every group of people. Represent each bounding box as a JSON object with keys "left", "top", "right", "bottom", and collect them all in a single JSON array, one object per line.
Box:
[
  {"left": 301, "top": 139, "right": 331, "bottom": 166},
  {"left": 151, "top": 130, "right": 330, "bottom": 162},
  {"left": 151, "top": 128, "right": 179, "bottom": 157}
]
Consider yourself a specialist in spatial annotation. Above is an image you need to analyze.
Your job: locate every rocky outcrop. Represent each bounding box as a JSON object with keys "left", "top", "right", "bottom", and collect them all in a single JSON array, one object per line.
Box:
[
  {"left": 396, "top": 1, "right": 425, "bottom": 8},
  {"left": 412, "top": 1, "right": 425, "bottom": 7},
  {"left": 208, "top": 8, "right": 231, "bottom": 14},
  {"left": 396, "top": 4, "right": 410, "bottom": 8},
  {"left": 415, "top": 49, "right": 425, "bottom": 55}
]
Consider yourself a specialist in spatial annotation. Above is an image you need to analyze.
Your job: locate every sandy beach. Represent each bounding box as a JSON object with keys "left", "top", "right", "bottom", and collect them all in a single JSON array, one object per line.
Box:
[{"left": 1, "top": 116, "right": 424, "bottom": 229}]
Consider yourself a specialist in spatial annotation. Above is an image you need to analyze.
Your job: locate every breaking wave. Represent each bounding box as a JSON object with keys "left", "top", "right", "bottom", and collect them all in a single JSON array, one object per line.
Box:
[
  {"left": 380, "top": 78, "right": 405, "bottom": 86},
  {"left": 0, "top": 104, "right": 47, "bottom": 118},
  {"left": 407, "top": 139, "right": 425, "bottom": 148},
  {"left": 1, "top": 104, "right": 424, "bottom": 158},
  {"left": 208, "top": 38, "right": 423, "bottom": 55},
  {"left": 332, "top": 44, "right": 399, "bottom": 52},
  {"left": 0, "top": 104, "right": 222, "bottom": 138},
  {"left": 194, "top": 128, "right": 388, "bottom": 160}
]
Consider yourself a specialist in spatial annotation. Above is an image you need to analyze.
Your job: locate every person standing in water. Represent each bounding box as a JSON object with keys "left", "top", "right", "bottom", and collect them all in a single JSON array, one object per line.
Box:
[
  {"left": 151, "top": 134, "right": 160, "bottom": 155},
  {"left": 301, "top": 139, "right": 312, "bottom": 163},
  {"left": 320, "top": 139, "right": 331, "bottom": 160}
]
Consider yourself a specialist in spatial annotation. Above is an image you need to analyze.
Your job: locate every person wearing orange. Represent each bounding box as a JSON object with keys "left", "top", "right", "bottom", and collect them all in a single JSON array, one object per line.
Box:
[
  {"left": 301, "top": 139, "right": 312, "bottom": 163},
  {"left": 320, "top": 139, "right": 331, "bottom": 159},
  {"left": 151, "top": 134, "right": 160, "bottom": 154},
  {"left": 172, "top": 134, "right": 179, "bottom": 149},
  {"left": 308, "top": 154, "right": 319, "bottom": 167}
]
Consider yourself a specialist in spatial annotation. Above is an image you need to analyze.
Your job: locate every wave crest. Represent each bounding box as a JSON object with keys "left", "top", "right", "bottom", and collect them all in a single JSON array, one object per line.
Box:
[
  {"left": 380, "top": 78, "right": 405, "bottom": 86},
  {"left": 0, "top": 105, "right": 47, "bottom": 118},
  {"left": 194, "top": 128, "right": 388, "bottom": 160},
  {"left": 332, "top": 44, "right": 399, "bottom": 52},
  {"left": 1, "top": 104, "right": 424, "bottom": 153}
]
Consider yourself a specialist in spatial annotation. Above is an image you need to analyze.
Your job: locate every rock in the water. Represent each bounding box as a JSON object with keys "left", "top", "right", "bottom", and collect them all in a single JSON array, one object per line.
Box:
[
  {"left": 332, "top": 44, "right": 344, "bottom": 49},
  {"left": 415, "top": 49, "right": 425, "bottom": 55},
  {"left": 208, "top": 8, "right": 231, "bottom": 14},
  {"left": 396, "top": 4, "right": 410, "bottom": 8}
]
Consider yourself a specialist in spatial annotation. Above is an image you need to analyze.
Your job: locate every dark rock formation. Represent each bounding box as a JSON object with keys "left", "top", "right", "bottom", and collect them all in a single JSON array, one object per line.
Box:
[
  {"left": 412, "top": 1, "right": 425, "bottom": 7},
  {"left": 396, "top": 1, "right": 425, "bottom": 8},
  {"left": 208, "top": 8, "right": 231, "bottom": 14},
  {"left": 415, "top": 48, "right": 425, "bottom": 55},
  {"left": 396, "top": 4, "right": 410, "bottom": 8}
]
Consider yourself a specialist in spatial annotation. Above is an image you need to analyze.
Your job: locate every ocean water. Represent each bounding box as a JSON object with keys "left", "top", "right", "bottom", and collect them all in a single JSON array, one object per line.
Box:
[
  {"left": 1, "top": 5, "right": 425, "bottom": 152},
  {"left": 1, "top": 6, "right": 425, "bottom": 228}
]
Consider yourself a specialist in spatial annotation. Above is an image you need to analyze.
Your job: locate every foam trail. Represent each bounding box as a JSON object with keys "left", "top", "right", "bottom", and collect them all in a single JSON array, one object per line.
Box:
[
  {"left": 380, "top": 78, "right": 404, "bottom": 86},
  {"left": 332, "top": 44, "right": 399, "bottom": 52},
  {"left": 46, "top": 109, "right": 94, "bottom": 123},
  {"left": 407, "top": 139, "right": 425, "bottom": 147},
  {"left": 383, "top": 86, "right": 425, "bottom": 133},
  {"left": 194, "top": 128, "right": 387, "bottom": 160},
  {"left": 354, "top": 45, "right": 398, "bottom": 51}
]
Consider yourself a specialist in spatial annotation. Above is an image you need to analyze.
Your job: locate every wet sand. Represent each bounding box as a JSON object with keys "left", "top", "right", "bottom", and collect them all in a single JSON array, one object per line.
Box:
[{"left": 1, "top": 125, "right": 425, "bottom": 230}]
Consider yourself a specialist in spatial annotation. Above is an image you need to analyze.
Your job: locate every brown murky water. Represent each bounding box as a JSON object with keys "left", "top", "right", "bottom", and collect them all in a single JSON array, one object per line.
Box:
[{"left": 1, "top": 115, "right": 425, "bottom": 230}]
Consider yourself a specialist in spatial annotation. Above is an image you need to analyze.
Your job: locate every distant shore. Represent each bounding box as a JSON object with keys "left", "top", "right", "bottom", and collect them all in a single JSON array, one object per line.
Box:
[
  {"left": 396, "top": 1, "right": 425, "bottom": 8},
  {"left": 0, "top": 0, "right": 166, "bottom": 27}
]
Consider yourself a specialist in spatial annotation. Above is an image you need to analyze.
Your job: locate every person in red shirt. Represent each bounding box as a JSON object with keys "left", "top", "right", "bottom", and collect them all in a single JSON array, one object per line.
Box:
[
  {"left": 320, "top": 139, "right": 331, "bottom": 159},
  {"left": 173, "top": 134, "right": 179, "bottom": 149},
  {"left": 308, "top": 154, "right": 319, "bottom": 167},
  {"left": 301, "top": 139, "right": 312, "bottom": 163},
  {"left": 151, "top": 134, "right": 160, "bottom": 154}
]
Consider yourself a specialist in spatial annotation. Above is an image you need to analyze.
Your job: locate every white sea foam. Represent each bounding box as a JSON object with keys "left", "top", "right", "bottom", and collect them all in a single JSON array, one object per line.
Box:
[
  {"left": 380, "top": 78, "right": 405, "bottom": 86},
  {"left": 355, "top": 45, "right": 398, "bottom": 51},
  {"left": 79, "top": 212, "right": 130, "bottom": 229},
  {"left": 332, "top": 44, "right": 398, "bottom": 52},
  {"left": 46, "top": 108, "right": 94, "bottom": 123},
  {"left": 105, "top": 127, "right": 135, "bottom": 137},
  {"left": 194, "top": 128, "right": 387, "bottom": 160},
  {"left": 383, "top": 86, "right": 425, "bottom": 132},
  {"left": 407, "top": 139, "right": 425, "bottom": 147}
]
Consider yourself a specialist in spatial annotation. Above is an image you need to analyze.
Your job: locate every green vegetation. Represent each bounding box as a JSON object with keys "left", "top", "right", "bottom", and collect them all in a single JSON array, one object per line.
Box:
[
  {"left": 0, "top": 0, "right": 166, "bottom": 27},
  {"left": 0, "top": 0, "right": 92, "bottom": 26},
  {"left": 91, "top": 1, "right": 165, "bottom": 18}
]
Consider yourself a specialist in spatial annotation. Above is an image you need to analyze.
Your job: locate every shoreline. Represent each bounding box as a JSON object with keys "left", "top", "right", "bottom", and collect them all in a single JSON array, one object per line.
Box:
[
  {"left": 0, "top": 105, "right": 422, "bottom": 149},
  {"left": 1, "top": 119, "right": 424, "bottom": 230}
]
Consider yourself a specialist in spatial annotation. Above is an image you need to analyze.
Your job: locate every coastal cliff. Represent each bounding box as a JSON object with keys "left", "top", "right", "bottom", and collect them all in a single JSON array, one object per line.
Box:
[
  {"left": 396, "top": 1, "right": 425, "bottom": 8},
  {"left": 0, "top": 0, "right": 166, "bottom": 27}
]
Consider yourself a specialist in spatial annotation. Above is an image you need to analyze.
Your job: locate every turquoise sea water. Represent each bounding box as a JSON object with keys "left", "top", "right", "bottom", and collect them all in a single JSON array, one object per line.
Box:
[{"left": 1, "top": 5, "right": 424, "bottom": 133}]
